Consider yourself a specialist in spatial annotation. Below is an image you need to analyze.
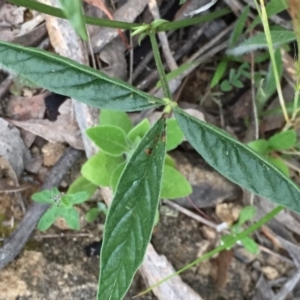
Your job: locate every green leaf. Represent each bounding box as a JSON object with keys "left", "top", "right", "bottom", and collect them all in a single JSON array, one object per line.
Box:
[
  {"left": 127, "top": 119, "right": 151, "bottom": 143},
  {"left": 210, "top": 59, "right": 228, "bottom": 88},
  {"left": 231, "top": 79, "right": 244, "bottom": 89},
  {"left": 151, "top": 19, "right": 169, "bottom": 30},
  {"left": 86, "top": 125, "right": 129, "bottom": 156},
  {"left": 61, "top": 207, "right": 80, "bottom": 230},
  {"left": 220, "top": 80, "right": 232, "bottom": 92},
  {"left": 237, "top": 206, "right": 256, "bottom": 226},
  {"left": 98, "top": 117, "right": 166, "bottom": 300},
  {"left": 164, "top": 154, "right": 176, "bottom": 168},
  {"left": 160, "top": 165, "right": 192, "bottom": 199},
  {"left": 59, "top": 0, "right": 87, "bottom": 40},
  {"left": 240, "top": 236, "right": 259, "bottom": 254},
  {"left": 221, "top": 234, "right": 235, "bottom": 250},
  {"left": 248, "top": 139, "right": 269, "bottom": 156},
  {"left": 131, "top": 24, "right": 149, "bottom": 37},
  {"left": 69, "top": 191, "right": 89, "bottom": 205},
  {"left": 268, "top": 129, "right": 297, "bottom": 151},
  {"left": 67, "top": 176, "right": 97, "bottom": 198},
  {"left": 227, "top": 30, "right": 295, "bottom": 56},
  {"left": 166, "top": 118, "right": 184, "bottom": 151},
  {"left": 38, "top": 206, "right": 61, "bottom": 231},
  {"left": 228, "top": 6, "right": 249, "bottom": 48},
  {"left": 249, "top": 0, "right": 288, "bottom": 31},
  {"left": 179, "top": 0, "right": 186, "bottom": 4},
  {"left": 8, "top": 0, "right": 140, "bottom": 30},
  {"left": 100, "top": 110, "right": 133, "bottom": 134},
  {"left": 81, "top": 152, "right": 124, "bottom": 187},
  {"left": 0, "top": 41, "right": 164, "bottom": 111},
  {"left": 267, "top": 156, "right": 289, "bottom": 177},
  {"left": 86, "top": 207, "right": 100, "bottom": 222},
  {"left": 32, "top": 187, "right": 60, "bottom": 205},
  {"left": 174, "top": 107, "right": 300, "bottom": 214},
  {"left": 111, "top": 162, "right": 126, "bottom": 192},
  {"left": 97, "top": 202, "right": 108, "bottom": 215},
  {"left": 156, "top": 60, "right": 197, "bottom": 88}
]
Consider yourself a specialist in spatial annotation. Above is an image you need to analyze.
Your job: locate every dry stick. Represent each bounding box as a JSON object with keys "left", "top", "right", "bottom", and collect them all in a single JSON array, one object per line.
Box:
[
  {"left": 222, "top": 0, "right": 244, "bottom": 16},
  {"left": 248, "top": 25, "right": 259, "bottom": 206},
  {"left": 274, "top": 270, "right": 300, "bottom": 300},
  {"left": 0, "top": 75, "right": 13, "bottom": 100},
  {"left": 148, "top": 0, "right": 177, "bottom": 71},
  {"left": 164, "top": 200, "right": 219, "bottom": 229},
  {"left": 0, "top": 147, "right": 82, "bottom": 270},
  {"left": 240, "top": 0, "right": 293, "bottom": 31},
  {"left": 128, "top": 34, "right": 134, "bottom": 85},
  {"left": 0, "top": 232, "right": 92, "bottom": 242}
]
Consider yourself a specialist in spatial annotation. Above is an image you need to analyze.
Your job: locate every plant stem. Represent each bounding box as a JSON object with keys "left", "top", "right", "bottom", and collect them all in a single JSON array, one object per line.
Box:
[
  {"left": 8, "top": 0, "right": 230, "bottom": 33},
  {"left": 156, "top": 8, "right": 230, "bottom": 31},
  {"left": 254, "top": 0, "right": 290, "bottom": 125},
  {"left": 149, "top": 31, "right": 172, "bottom": 99},
  {"left": 292, "top": 89, "right": 300, "bottom": 121},
  {"left": 8, "top": 0, "right": 140, "bottom": 30},
  {"left": 137, "top": 205, "right": 284, "bottom": 297}
]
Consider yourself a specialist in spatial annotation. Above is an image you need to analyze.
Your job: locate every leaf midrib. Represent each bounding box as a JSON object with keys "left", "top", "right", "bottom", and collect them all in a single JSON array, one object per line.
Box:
[
  {"left": 106, "top": 140, "right": 161, "bottom": 299},
  {"left": 0, "top": 41, "right": 163, "bottom": 105}
]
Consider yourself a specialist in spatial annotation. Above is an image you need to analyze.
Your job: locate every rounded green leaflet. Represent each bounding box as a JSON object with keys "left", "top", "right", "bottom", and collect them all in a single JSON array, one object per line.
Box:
[
  {"left": 248, "top": 139, "right": 269, "bottom": 156},
  {"left": 127, "top": 119, "right": 151, "bottom": 143},
  {"left": 268, "top": 129, "right": 297, "bottom": 151},
  {"left": 67, "top": 176, "right": 97, "bottom": 198},
  {"left": 81, "top": 152, "right": 124, "bottom": 187},
  {"left": 69, "top": 191, "right": 90, "bottom": 205},
  {"left": 32, "top": 187, "right": 60, "bottom": 204},
  {"left": 111, "top": 162, "right": 126, "bottom": 192},
  {"left": 164, "top": 154, "right": 176, "bottom": 168},
  {"left": 86, "top": 208, "right": 100, "bottom": 223},
  {"left": 38, "top": 206, "right": 61, "bottom": 231},
  {"left": 100, "top": 110, "right": 133, "bottom": 134},
  {"left": 267, "top": 156, "right": 289, "bottom": 177},
  {"left": 61, "top": 207, "right": 80, "bottom": 230},
  {"left": 166, "top": 118, "right": 184, "bottom": 151},
  {"left": 86, "top": 125, "right": 129, "bottom": 156},
  {"left": 160, "top": 165, "right": 192, "bottom": 199}
]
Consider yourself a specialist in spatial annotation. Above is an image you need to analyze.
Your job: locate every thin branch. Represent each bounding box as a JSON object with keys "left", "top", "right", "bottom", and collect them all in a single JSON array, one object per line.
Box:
[{"left": 148, "top": 0, "right": 177, "bottom": 71}]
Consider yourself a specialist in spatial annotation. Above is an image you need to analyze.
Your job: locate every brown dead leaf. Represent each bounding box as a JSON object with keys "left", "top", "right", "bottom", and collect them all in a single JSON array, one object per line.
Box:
[
  {"left": 262, "top": 266, "right": 280, "bottom": 280},
  {"left": 0, "top": 3, "right": 25, "bottom": 41},
  {"left": 215, "top": 203, "right": 241, "bottom": 224},
  {"left": 6, "top": 100, "right": 84, "bottom": 150},
  {"left": 42, "top": 142, "right": 66, "bottom": 167},
  {"left": 0, "top": 4, "right": 45, "bottom": 45},
  {"left": 84, "top": 0, "right": 128, "bottom": 47},
  {"left": 6, "top": 93, "right": 47, "bottom": 120},
  {"left": 99, "top": 39, "right": 127, "bottom": 80}
]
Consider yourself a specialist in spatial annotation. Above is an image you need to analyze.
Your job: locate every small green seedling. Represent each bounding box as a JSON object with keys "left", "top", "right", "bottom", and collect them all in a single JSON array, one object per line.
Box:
[
  {"left": 74, "top": 110, "right": 192, "bottom": 219},
  {"left": 32, "top": 187, "right": 89, "bottom": 231},
  {"left": 248, "top": 129, "right": 297, "bottom": 177},
  {"left": 221, "top": 206, "right": 259, "bottom": 254},
  {"left": 81, "top": 110, "right": 192, "bottom": 198},
  {"left": 85, "top": 202, "right": 108, "bottom": 223},
  {"left": 219, "top": 63, "right": 250, "bottom": 92}
]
